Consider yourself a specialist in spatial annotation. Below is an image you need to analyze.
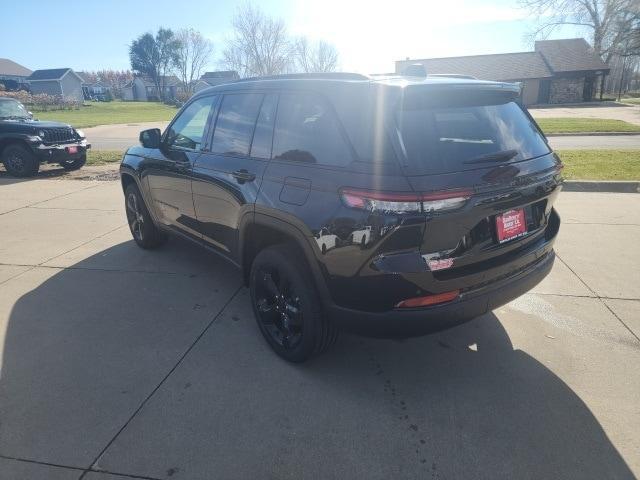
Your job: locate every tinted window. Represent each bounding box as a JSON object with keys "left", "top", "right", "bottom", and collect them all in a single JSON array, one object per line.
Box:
[
  {"left": 211, "top": 93, "right": 263, "bottom": 156},
  {"left": 250, "top": 94, "right": 277, "bottom": 159},
  {"left": 272, "top": 93, "right": 352, "bottom": 167},
  {"left": 166, "top": 96, "right": 216, "bottom": 151},
  {"left": 397, "top": 100, "right": 550, "bottom": 174}
]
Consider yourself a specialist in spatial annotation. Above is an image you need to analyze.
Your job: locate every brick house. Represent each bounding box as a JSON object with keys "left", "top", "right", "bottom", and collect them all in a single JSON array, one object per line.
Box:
[{"left": 395, "top": 38, "right": 610, "bottom": 105}]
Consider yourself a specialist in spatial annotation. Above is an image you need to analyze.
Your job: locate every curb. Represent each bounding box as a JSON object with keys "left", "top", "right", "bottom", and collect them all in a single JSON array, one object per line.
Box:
[
  {"left": 546, "top": 132, "right": 640, "bottom": 137},
  {"left": 563, "top": 181, "right": 640, "bottom": 193}
]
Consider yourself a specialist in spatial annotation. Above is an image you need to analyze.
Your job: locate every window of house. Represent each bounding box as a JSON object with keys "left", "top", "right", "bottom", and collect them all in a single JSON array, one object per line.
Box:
[
  {"left": 272, "top": 93, "right": 353, "bottom": 167},
  {"left": 211, "top": 93, "right": 263, "bottom": 156},
  {"left": 165, "top": 96, "right": 217, "bottom": 151}
]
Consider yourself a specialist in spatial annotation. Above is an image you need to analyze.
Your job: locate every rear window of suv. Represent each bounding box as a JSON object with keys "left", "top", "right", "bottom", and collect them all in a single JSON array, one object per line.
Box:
[{"left": 397, "top": 99, "right": 550, "bottom": 175}]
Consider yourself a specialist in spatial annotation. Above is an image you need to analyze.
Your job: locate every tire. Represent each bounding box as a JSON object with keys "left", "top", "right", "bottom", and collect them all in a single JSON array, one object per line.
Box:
[
  {"left": 60, "top": 154, "right": 86, "bottom": 171},
  {"left": 2, "top": 143, "right": 39, "bottom": 177},
  {"left": 124, "top": 183, "right": 168, "bottom": 249},
  {"left": 250, "top": 244, "right": 338, "bottom": 362}
]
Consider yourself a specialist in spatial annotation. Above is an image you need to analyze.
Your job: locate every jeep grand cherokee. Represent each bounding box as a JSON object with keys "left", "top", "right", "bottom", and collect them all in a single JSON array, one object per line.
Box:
[{"left": 119, "top": 73, "right": 562, "bottom": 362}]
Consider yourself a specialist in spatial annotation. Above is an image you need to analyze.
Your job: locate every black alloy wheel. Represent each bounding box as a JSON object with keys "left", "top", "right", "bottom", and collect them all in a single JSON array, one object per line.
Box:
[
  {"left": 254, "top": 265, "right": 304, "bottom": 351},
  {"left": 2, "top": 144, "right": 39, "bottom": 177},
  {"left": 250, "top": 244, "right": 338, "bottom": 362},
  {"left": 124, "top": 183, "right": 167, "bottom": 249}
]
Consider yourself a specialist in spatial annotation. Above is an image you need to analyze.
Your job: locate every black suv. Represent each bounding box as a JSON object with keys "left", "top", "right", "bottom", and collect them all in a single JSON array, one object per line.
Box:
[
  {"left": 0, "top": 97, "right": 89, "bottom": 177},
  {"left": 120, "top": 73, "right": 561, "bottom": 362}
]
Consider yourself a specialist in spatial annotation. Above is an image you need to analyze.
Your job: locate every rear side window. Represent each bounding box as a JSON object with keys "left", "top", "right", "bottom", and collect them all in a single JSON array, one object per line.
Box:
[
  {"left": 272, "top": 93, "right": 352, "bottom": 167},
  {"left": 211, "top": 93, "right": 263, "bottom": 156},
  {"left": 397, "top": 100, "right": 550, "bottom": 174}
]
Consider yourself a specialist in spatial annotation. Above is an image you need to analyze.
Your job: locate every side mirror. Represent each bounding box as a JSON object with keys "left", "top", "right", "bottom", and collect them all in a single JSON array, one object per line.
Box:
[{"left": 139, "top": 128, "right": 161, "bottom": 148}]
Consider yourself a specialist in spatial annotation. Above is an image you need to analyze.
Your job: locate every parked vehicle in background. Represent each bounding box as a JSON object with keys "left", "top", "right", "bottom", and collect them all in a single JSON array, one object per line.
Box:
[
  {"left": 0, "top": 97, "right": 89, "bottom": 176},
  {"left": 315, "top": 227, "right": 339, "bottom": 253},
  {"left": 120, "top": 73, "right": 562, "bottom": 362}
]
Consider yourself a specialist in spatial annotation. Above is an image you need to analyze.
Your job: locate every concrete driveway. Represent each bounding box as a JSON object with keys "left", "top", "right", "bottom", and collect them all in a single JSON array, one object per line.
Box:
[{"left": 0, "top": 178, "right": 638, "bottom": 479}]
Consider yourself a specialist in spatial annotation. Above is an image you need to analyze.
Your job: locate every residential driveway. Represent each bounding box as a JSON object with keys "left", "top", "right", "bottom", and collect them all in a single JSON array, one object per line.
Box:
[
  {"left": 85, "top": 121, "right": 169, "bottom": 152},
  {"left": 530, "top": 103, "right": 640, "bottom": 126},
  {"left": 0, "top": 178, "right": 638, "bottom": 479},
  {"left": 548, "top": 134, "right": 640, "bottom": 150}
]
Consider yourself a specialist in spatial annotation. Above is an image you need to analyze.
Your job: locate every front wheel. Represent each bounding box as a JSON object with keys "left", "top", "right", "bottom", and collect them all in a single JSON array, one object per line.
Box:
[
  {"left": 250, "top": 244, "right": 338, "bottom": 362},
  {"left": 124, "top": 183, "right": 168, "bottom": 249},
  {"left": 60, "top": 154, "right": 86, "bottom": 171},
  {"left": 2, "top": 144, "right": 39, "bottom": 177}
]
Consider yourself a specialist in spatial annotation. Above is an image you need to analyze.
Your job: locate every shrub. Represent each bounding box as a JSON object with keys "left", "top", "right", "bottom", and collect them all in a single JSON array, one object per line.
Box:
[{"left": 0, "top": 90, "right": 82, "bottom": 111}]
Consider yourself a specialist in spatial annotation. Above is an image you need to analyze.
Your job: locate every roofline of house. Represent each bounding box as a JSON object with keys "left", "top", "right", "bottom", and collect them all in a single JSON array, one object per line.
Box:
[{"left": 396, "top": 51, "right": 540, "bottom": 63}]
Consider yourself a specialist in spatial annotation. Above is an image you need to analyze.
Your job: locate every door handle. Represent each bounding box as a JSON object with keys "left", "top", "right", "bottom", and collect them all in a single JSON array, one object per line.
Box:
[{"left": 231, "top": 169, "right": 256, "bottom": 183}]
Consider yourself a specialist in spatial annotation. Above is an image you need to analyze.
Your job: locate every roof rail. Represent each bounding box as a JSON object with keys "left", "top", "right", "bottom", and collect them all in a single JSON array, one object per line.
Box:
[
  {"left": 235, "top": 72, "right": 369, "bottom": 82},
  {"left": 428, "top": 73, "right": 478, "bottom": 80}
]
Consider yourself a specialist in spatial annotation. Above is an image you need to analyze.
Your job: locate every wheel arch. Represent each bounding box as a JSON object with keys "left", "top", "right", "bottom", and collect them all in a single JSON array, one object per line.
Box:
[
  {"left": 240, "top": 213, "right": 331, "bottom": 305},
  {"left": 0, "top": 137, "right": 33, "bottom": 156}
]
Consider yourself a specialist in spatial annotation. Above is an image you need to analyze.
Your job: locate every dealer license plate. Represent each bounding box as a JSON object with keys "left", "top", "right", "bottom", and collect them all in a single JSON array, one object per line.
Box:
[{"left": 496, "top": 208, "right": 527, "bottom": 243}]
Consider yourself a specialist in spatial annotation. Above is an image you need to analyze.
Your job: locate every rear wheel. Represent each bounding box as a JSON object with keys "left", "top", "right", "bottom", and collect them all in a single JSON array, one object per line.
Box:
[
  {"left": 250, "top": 244, "right": 338, "bottom": 362},
  {"left": 124, "top": 183, "right": 168, "bottom": 249},
  {"left": 2, "top": 144, "right": 39, "bottom": 177},
  {"left": 60, "top": 154, "right": 86, "bottom": 171}
]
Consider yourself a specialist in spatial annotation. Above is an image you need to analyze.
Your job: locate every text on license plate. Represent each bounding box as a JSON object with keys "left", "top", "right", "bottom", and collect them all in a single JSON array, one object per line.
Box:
[{"left": 496, "top": 208, "right": 527, "bottom": 243}]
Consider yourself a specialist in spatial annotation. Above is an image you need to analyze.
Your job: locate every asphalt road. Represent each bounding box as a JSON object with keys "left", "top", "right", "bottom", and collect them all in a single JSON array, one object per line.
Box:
[
  {"left": 0, "top": 175, "right": 638, "bottom": 479},
  {"left": 547, "top": 134, "right": 640, "bottom": 150}
]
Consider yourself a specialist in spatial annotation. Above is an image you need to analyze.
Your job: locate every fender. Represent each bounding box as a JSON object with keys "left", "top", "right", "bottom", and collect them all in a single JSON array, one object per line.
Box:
[
  {"left": 0, "top": 133, "right": 38, "bottom": 154},
  {"left": 247, "top": 210, "right": 333, "bottom": 306}
]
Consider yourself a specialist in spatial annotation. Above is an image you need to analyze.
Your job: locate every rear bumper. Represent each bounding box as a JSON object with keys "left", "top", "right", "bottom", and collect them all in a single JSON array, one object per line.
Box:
[
  {"left": 328, "top": 247, "right": 555, "bottom": 338},
  {"left": 34, "top": 141, "right": 90, "bottom": 163}
]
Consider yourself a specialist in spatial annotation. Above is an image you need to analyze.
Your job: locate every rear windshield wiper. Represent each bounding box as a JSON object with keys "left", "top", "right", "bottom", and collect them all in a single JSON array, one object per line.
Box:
[{"left": 463, "top": 149, "right": 519, "bottom": 164}]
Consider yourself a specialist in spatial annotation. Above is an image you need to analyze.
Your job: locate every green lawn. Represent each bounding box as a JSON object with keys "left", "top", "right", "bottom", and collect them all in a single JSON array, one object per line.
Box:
[
  {"left": 536, "top": 117, "right": 640, "bottom": 134},
  {"left": 557, "top": 150, "right": 640, "bottom": 180},
  {"left": 619, "top": 97, "right": 640, "bottom": 105},
  {"left": 34, "top": 101, "right": 177, "bottom": 128},
  {"left": 86, "top": 150, "right": 123, "bottom": 165}
]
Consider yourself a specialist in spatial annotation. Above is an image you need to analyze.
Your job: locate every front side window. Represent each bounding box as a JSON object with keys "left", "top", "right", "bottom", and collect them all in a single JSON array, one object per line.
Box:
[
  {"left": 165, "top": 96, "right": 216, "bottom": 151},
  {"left": 272, "top": 93, "right": 353, "bottom": 167},
  {"left": 211, "top": 93, "right": 263, "bottom": 156}
]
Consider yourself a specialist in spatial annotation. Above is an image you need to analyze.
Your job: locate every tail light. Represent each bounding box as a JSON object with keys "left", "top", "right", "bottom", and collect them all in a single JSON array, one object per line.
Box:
[
  {"left": 395, "top": 290, "right": 460, "bottom": 308},
  {"left": 340, "top": 188, "right": 472, "bottom": 214}
]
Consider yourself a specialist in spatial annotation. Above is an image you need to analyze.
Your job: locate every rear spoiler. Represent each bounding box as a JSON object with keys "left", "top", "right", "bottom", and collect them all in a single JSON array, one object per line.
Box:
[{"left": 402, "top": 82, "right": 521, "bottom": 108}]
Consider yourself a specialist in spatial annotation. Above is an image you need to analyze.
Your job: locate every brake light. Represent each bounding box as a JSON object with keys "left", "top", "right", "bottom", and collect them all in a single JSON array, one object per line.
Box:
[
  {"left": 340, "top": 188, "right": 472, "bottom": 213},
  {"left": 395, "top": 290, "right": 460, "bottom": 308}
]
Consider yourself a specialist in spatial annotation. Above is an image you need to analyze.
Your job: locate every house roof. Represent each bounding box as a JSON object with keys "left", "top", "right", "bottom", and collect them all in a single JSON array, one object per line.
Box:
[
  {"left": 395, "top": 38, "right": 610, "bottom": 82},
  {"left": 202, "top": 70, "right": 239, "bottom": 80},
  {"left": 535, "top": 38, "right": 609, "bottom": 73},
  {"left": 76, "top": 71, "right": 91, "bottom": 83},
  {"left": 396, "top": 51, "right": 553, "bottom": 81},
  {"left": 132, "top": 75, "right": 181, "bottom": 87},
  {"left": 28, "top": 68, "right": 74, "bottom": 81},
  {"left": 0, "top": 58, "right": 32, "bottom": 77}
]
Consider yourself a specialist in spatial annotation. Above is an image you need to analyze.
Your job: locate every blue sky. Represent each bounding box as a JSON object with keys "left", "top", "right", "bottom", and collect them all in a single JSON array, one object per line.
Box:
[{"left": 2, "top": 0, "right": 586, "bottom": 74}]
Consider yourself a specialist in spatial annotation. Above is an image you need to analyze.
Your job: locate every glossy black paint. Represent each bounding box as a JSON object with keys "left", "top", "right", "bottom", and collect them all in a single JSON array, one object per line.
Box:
[{"left": 120, "top": 75, "right": 562, "bottom": 337}]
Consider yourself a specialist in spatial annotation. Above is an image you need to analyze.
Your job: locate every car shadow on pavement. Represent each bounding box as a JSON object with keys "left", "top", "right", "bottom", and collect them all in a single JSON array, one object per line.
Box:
[{"left": 0, "top": 240, "right": 635, "bottom": 479}]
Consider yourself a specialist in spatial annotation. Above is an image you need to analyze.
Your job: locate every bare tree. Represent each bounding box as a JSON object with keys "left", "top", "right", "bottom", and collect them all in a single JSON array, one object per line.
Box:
[
  {"left": 293, "top": 38, "right": 339, "bottom": 73},
  {"left": 221, "top": 3, "right": 292, "bottom": 77},
  {"left": 519, "top": 0, "right": 637, "bottom": 61},
  {"left": 175, "top": 28, "right": 214, "bottom": 94}
]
